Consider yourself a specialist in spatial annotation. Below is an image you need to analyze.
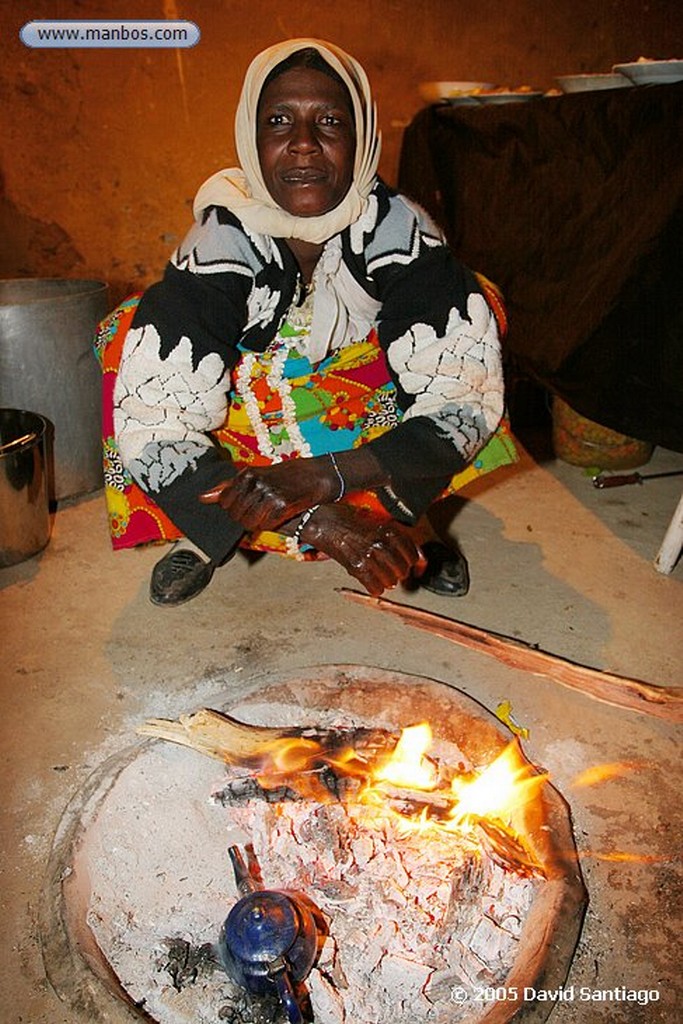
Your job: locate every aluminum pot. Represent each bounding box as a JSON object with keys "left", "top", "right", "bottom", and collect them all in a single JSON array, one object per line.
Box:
[{"left": 0, "top": 279, "right": 109, "bottom": 500}]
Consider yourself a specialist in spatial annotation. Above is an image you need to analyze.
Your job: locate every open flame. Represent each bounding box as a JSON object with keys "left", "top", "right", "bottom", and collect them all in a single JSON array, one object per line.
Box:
[
  {"left": 372, "top": 722, "right": 438, "bottom": 790},
  {"left": 246, "top": 721, "right": 549, "bottom": 876},
  {"left": 448, "top": 740, "right": 548, "bottom": 825},
  {"left": 139, "top": 707, "right": 653, "bottom": 876}
]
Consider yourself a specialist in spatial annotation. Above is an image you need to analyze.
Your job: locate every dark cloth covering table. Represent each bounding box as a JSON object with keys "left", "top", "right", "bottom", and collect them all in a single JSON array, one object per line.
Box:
[{"left": 398, "top": 82, "right": 683, "bottom": 451}]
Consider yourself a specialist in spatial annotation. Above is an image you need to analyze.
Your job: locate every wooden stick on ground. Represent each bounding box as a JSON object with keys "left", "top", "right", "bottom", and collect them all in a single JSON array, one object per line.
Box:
[{"left": 338, "top": 589, "right": 683, "bottom": 724}]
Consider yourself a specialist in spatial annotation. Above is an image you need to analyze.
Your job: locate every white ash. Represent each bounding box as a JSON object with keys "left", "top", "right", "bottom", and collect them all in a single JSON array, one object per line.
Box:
[{"left": 226, "top": 797, "right": 534, "bottom": 1023}]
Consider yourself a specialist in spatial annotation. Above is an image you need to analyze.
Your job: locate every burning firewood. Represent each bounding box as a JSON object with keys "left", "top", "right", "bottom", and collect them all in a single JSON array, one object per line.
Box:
[
  {"left": 213, "top": 766, "right": 344, "bottom": 805},
  {"left": 138, "top": 708, "right": 389, "bottom": 765},
  {"left": 138, "top": 709, "right": 322, "bottom": 759},
  {"left": 138, "top": 708, "right": 549, "bottom": 880},
  {"left": 361, "top": 782, "right": 546, "bottom": 878},
  {"left": 138, "top": 710, "right": 395, "bottom": 803},
  {"left": 475, "top": 818, "right": 546, "bottom": 878}
]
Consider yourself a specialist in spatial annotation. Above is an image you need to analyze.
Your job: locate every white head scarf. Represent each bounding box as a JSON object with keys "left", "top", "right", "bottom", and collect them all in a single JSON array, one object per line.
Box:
[{"left": 193, "top": 38, "right": 381, "bottom": 244}]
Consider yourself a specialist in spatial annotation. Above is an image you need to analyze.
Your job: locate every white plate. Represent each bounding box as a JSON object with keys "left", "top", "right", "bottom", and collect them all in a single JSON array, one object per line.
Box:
[
  {"left": 613, "top": 60, "right": 683, "bottom": 85},
  {"left": 418, "top": 80, "right": 493, "bottom": 102},
  {"left": 556, "top": 73, "right": 633, "bottom": 93},
  {"left": 444, "top": 94, "right": 483, "bottom": 106},
  {"left": 475, "top": 91, "right": 544, "bottom": 104}
]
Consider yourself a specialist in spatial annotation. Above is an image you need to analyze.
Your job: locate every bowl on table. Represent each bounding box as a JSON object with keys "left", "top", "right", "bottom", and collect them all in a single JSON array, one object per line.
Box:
[
  {"left": 556, "top": 73, "right": 633, "bottom": 92},
  {"left": 613, "top": 59, "right": 683, "bottom": 85}
]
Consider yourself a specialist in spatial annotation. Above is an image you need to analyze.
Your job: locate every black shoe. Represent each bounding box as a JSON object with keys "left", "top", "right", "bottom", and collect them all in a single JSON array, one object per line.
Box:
[
  {"left": 419, "top": 541, "right": 470, "bottom": 597},
  {"left": 149, "top": 548, "right": 215, "bottom": 606}
]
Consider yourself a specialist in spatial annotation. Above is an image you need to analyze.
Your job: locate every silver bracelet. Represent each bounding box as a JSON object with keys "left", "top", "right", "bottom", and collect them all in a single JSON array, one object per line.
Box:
[
  {"left": 293, "top": 504, "right": 321, "bottom": 546},
  {"left": 328, "top": 451, "right": 345, "bottom": 501}
]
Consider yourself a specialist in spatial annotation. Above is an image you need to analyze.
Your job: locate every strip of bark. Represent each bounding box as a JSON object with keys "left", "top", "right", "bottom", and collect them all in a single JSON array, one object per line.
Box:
[{"left": 338, "top": 589, "right": 683, "bottom": 724}]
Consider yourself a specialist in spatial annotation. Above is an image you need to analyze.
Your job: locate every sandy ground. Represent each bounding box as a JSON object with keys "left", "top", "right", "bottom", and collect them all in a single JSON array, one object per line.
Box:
[{"left": 1, "top": 437, "right": 682, "bottom": 1024}]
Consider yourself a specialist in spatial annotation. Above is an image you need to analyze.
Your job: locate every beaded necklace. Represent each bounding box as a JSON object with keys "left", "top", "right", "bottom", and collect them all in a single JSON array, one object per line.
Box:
[{"left": 234, "top": 276, "right": 316, "bottom": 463}]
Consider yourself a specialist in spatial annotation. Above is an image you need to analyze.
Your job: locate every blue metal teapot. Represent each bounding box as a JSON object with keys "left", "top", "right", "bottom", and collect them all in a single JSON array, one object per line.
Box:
[{"left": 218, "top": 846, "right": 318, "bottom": 1024}]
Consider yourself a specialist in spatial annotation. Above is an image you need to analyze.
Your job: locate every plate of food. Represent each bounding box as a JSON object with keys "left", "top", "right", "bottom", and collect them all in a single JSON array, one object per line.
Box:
[
  {"left": 418, "top": 81, "right": 493, "bottom": 103},
  {"left": 475, "top": 86, "right": 544, "bottom": 104},
  {"left": 613, "top": 59, "right": 683, "bottom": 85}
]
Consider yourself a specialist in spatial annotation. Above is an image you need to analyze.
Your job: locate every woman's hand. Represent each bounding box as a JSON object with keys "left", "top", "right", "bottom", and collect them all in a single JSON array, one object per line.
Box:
[
  {"left": 199, "top": 459, "right": 338, "bottom": 532},
  {"left": 199, "top": 449, "right": 389, "bottom": 533},
  {"left": 301, "top": 504, "right": 426, "bottom": 597}
]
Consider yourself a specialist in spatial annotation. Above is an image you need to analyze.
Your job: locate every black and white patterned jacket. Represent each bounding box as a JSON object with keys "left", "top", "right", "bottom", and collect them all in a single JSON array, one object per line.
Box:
[{"left": 114, "top": 179, "right": 504, "bottom": 562}]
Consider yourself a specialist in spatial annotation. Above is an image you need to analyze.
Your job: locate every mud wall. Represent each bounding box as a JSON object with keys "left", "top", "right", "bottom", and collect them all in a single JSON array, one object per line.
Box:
[{"left": 2, "top": 0, "right": 682, "bottom": 304}]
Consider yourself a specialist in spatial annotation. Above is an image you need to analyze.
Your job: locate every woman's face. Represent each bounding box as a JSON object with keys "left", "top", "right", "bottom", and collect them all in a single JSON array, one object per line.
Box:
[{"left": 256, "top": 66, "right": 356, "bottom": 218}]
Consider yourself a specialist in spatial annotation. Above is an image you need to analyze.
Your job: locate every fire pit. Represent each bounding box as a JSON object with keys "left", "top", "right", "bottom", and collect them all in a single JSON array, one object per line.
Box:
[{"left": 42, "top": 666, "right": 586, "bottom": 1024}]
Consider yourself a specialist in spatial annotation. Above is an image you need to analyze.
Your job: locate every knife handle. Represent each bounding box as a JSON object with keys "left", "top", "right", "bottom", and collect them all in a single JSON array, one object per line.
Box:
[{"left": 593, "top": 473, "right": 642, "bottom": 488}]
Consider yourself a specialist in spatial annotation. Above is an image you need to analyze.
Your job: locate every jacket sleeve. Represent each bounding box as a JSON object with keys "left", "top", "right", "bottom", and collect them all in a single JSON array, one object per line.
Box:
[
  {"left": 362, "top": 196, "right": 505, "bottom": 522},
  {"left": 113, "top": 210, "right": 267, "bottom": 562}
]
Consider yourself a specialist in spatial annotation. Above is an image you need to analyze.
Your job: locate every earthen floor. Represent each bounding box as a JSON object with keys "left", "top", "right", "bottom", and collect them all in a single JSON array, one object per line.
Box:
[{"left": 2, "top": 439, "right": 682, "bottom": 1023}]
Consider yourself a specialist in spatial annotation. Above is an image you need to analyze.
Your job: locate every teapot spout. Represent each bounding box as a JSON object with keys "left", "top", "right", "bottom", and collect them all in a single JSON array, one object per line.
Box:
[{"left": 228, "top": 844, "right": 261, "bottom": 896}]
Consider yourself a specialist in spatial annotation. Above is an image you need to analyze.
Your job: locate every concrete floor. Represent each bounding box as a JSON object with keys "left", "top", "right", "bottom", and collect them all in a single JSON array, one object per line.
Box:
[{"left": 1, "top": 434, "right": 682, "bottom": 1024}]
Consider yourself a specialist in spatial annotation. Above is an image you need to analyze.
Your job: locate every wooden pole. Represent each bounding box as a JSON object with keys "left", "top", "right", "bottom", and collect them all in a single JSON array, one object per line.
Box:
[
  {"left": 654, "top": 491, "right": 683, "bottom": 574},
  {"left": 338, "top": 589, "right": 683, "bottom": 724}
]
